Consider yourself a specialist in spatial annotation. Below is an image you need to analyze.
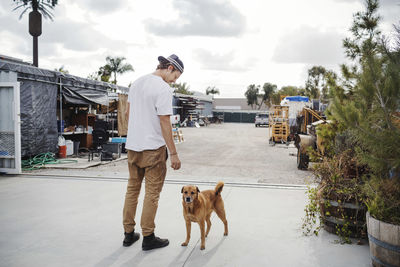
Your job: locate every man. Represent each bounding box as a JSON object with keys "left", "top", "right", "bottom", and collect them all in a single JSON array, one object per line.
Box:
[{"left": 122, "top": 54, "right": 183, "bottom": 251}]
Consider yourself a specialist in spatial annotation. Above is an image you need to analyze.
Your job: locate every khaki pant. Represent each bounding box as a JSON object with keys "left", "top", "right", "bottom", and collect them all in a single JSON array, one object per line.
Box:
[{"left": 123, "top": 146, "right": 167, "bottom": 236}]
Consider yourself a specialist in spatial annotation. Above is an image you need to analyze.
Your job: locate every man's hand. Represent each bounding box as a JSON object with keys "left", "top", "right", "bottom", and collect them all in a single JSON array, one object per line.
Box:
[
  {"left": 159, "top": 115, "right": 181, "bottom": 171},
  {"left": 170, "top": 154, "right": 181, "bottom": 170}
]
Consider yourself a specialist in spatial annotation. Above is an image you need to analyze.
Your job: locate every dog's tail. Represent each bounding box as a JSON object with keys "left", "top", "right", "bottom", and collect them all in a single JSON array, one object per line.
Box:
[{"left": 214, "top": 181, "right": 224, "bottom": 196}]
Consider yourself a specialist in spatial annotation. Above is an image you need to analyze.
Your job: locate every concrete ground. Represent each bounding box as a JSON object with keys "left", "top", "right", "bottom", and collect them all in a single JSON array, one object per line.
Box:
[
  {"left": 1, "top": 123, "right": 372, "bottom": 266},
  {"left": 0, "top": 175, "right": 370, "bottom": 267}
]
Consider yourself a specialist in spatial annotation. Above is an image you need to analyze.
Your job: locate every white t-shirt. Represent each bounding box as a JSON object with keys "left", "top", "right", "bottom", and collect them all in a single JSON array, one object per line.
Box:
[{"left": 125, "top": 73, "right": 173, "bottom": 152}]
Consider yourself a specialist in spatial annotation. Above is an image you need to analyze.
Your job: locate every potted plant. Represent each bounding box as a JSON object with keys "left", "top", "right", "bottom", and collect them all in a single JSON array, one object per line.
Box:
[
  {"left": 329, "top": 0, "right": 400, "bottom": 265},
  {"left": 302, "top": 125, "right": 368, "bottom": 244}
]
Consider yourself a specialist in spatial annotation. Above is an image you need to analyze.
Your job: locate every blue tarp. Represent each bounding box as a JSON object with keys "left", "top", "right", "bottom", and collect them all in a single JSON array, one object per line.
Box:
[{"left": 284, "top": 96, "right": 309, "bottom": 102}]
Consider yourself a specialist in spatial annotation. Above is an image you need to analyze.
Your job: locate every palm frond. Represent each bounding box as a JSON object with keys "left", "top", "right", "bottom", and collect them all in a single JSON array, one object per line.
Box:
[
  {"left": 41, "top": 2, "right": 55, "bottom": 10},
  {"left": 12, "top": 0, "right": 57, "bottom": 20},
  {"left": 38, "top": 7, "right": 54, "bottom": 20},
  {"left": 18, "top": 7, "right": 29, "bottom": 19},
  {"left": 12, "top": 3, "right": 28, "bottom": 11}
]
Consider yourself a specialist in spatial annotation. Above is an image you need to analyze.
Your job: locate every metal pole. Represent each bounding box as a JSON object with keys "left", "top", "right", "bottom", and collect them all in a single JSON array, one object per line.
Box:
[
  {"left": 33, "top": 36, "right": 38, "bottom": 67},
  {"left": 59, "top": 78, "right": 63, "bottom": 135}
]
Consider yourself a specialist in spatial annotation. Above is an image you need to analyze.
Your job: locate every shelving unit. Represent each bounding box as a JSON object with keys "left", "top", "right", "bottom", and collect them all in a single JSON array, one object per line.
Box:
[{"left": 69, "top": 113, "right": 96, "bottom": 148}]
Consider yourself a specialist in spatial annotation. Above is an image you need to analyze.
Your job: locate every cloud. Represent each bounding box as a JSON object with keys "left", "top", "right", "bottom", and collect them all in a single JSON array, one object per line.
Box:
[
  {"left": 74, "top": 0, "right": 126, "bottom": 14},
  {"left": 41, "top": 18, "right": 128, "bottom": 53},
  {"left": 193, "top": 49, "right": 251, "bottom": 72},
  {"left": 144, "top": 0, "right": 246, "bottom": 37},
  {"left": 332, "top": 0, "right": 400, "bottom": 25},
  {"left": 331, "top": 0, "right": 359, "bottom": 2},
  {"left": 380, "top": 0, "right": 400, "bottom": 26},
  {"left": 0, "top": 2, "right": 128, "bottom": 57},
  {"left": 272, "top": 26, "right": 345, "bottom": 65},
  {"left": 0, "top": 2, "right": 32, "bottom": 58}
]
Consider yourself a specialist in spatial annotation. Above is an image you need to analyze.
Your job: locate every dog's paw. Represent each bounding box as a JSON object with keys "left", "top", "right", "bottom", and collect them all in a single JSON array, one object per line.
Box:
[
  {"left": 224, "top": 232, "right": 228, "bottom": 236},
  {"left": 200, "top": 245, "right": 205, "bottom": 250},
  {"left": 181, "top": 242, "right": 188, "bottom": 246}
]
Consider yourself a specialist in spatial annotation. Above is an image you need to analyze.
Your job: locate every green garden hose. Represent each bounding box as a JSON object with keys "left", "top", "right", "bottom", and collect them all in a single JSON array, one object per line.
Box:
[{"left": 22, "top": 152, "right": 78, "bottom": 171}]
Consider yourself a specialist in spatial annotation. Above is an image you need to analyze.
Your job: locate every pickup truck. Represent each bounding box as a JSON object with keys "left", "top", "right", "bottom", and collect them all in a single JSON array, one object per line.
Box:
[{"left": 255, "top": 113, "right": 269, "bottom": 127}]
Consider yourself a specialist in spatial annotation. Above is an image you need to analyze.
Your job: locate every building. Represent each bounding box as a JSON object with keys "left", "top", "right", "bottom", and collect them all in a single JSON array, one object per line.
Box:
[
  {"left": 213, "top": 98, "right": 268, "bottom": 111},
  {"left": 0, "top": 56, "right": 127, "bottom": 173}
]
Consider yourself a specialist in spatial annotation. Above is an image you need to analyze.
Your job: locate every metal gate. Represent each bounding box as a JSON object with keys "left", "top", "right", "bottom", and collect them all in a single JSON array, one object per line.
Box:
[
  {"left": 0, "top": 82, "right": 21, "bottom": 174},
  {"left": 213, "top": 111, "right": 257, "bottom": 123}
]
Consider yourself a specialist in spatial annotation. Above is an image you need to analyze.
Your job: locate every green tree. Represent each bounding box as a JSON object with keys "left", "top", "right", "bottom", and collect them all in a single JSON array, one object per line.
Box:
[
  {"left": 343, "top": 0, "right": 381, "bottom": 61},
  {"left": 269, "top": 86, "right": 306, "bottom": 105},
  {"left": 54, "top": 65, "right": 68, "bottom": 74},
  {"left": 261, "top": 83, "right": 277, "bottom": 107},
  {"left": 329, "top": 0, "right": 400, "bottom": 224},
  {"left": 171, "top": 82, "right": 193, "bottom": 95},
  {"left": 244, "top": 84, "right": 259, "bottom": 109},
  {"left": 97, "top": 64, "right": 112, "bottom": 82},
  {"left": 279, "top": 85, "right": 304, "bottom": 97},
  {"left": 13, "top": 0, "right": 58, "bottom": 67},
  {"left": 305, "top": 66, "right": 326, "bottom": 99},
  {"left": 105, "top": 56, "right": 134, "bottom": 84},
  {"left": 206, "top": 86, "right": 220, "bottom": 97},
  {"left": 305, "top": 66, "right": 338, "bottom": 101}
]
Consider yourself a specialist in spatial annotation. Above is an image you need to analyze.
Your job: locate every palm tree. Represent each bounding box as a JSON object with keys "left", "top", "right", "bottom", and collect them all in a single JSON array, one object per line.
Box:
[
  {"left": 244, "top": 84, "right": 259, "bottom": 109},
  {"left": 171, "top": 82, "right": 193, "bottom": 95},
  {"left": 13, "top": 0, "right": 58, "bottom": 67},
  {"left": 206, "top": 86, "right": 220, "bottom": 98},
  {"left": 105, "top": 56, "right": 134, "bottom": 84}
]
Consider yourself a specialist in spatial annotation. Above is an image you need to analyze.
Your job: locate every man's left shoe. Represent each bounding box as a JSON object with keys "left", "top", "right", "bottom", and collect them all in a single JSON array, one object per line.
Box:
[
  {"left": 142, "top": 233, "right": 169, "bottom": 251},
  {"left": 123, "top": 231, "right": 140, "bottom": 247}
]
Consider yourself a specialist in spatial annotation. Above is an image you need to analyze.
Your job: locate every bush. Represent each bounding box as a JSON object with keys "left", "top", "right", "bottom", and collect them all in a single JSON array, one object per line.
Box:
[
  {"left": 303, "top": 149, "right": 367, "bottom": 243},
  {"left": 364, "top": 176, "right": 400, "bottom": 225}
]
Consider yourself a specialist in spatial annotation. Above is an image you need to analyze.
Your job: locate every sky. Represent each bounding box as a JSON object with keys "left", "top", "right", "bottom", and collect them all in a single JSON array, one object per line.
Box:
[{"left": 0, "top": 0, "right": 399, "bottom": 97}]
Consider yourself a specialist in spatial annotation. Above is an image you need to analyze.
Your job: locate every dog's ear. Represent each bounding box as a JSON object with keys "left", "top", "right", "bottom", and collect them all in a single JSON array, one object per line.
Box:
[
  {"left": 181, "top": 186, "right": 184, "bottom": 193},
  {"left": 196, "top": 187, "right": 200, "bottom": 193}
]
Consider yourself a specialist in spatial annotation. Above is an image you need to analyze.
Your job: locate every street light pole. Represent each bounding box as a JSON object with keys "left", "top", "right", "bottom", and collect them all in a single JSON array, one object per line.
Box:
[
  {"left": 29, "top": 9, "right": 42, "bottom": 67},
  {"left": 33, "top": 36, "right": 38, "bottom": 67}
]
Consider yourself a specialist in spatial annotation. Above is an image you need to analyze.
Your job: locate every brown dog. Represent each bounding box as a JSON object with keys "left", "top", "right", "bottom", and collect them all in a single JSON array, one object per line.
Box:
[{"left": 181, "top": 182, "right": 228, "bottom": 250}]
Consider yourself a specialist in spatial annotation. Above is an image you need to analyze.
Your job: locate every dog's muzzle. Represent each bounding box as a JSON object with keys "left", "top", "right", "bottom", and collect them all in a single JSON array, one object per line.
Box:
[{"left": 185, "top": 197, "right": 193, "bottom": 203}]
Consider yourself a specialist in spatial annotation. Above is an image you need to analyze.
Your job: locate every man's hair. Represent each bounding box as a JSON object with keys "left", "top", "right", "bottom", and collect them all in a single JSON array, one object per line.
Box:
[{"left": 156, "top": 61, "right": 177, "bottom": 72}]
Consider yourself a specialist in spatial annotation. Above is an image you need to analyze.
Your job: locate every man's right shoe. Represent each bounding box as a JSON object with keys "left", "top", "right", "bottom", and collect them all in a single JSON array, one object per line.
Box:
[
  {"left": 123, "top": 231, "right": 140, "bottom": 247},
  {"left": 142, "top": 233, "right": 169, "bottom": 251}
]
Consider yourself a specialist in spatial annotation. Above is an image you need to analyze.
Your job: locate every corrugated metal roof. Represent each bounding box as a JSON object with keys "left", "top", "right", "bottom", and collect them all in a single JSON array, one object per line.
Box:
[{"left": 0, "top": 58, "right": 129, "bottom": 94}]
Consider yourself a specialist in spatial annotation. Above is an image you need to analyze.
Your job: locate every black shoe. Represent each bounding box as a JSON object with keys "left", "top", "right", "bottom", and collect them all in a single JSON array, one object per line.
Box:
[
  {"left": 123, "top": 231, "right": 140, "bottom": 247},
  {"left": 142, "top": 233, "right": 169, "bottom": 251}
]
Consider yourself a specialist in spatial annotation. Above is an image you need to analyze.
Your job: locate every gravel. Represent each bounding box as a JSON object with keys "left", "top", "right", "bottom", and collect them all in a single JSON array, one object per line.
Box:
[{"left": 28, "top": 123, "right": 313, "bottom": 185}]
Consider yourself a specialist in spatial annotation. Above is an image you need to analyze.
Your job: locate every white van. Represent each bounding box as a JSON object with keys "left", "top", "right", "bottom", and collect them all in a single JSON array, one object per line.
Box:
[{"left": 255, "top": 113, "right": 269, "bottom": 127}]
